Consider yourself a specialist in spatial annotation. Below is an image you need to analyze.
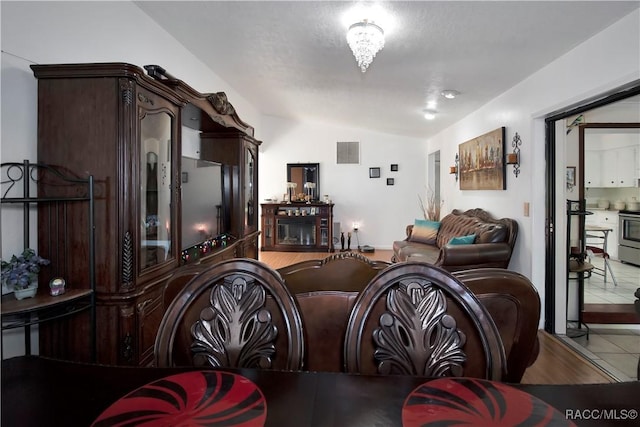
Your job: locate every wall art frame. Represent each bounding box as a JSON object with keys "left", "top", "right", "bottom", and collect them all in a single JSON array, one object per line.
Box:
[
  {"left": 369, "top": 167, "right": 381, "bottom": 178},
  {"left": 459, "top": 127, "right": 506, "bottom": 190}
]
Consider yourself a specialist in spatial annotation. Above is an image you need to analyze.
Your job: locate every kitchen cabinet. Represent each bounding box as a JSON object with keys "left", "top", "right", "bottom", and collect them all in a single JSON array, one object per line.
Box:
[
  {"left": 601, "top": 146, "right": 638, "bottom": 187},
  {"left": 31, "top": 63, "right": 260, "bottom": 365},
  {"left": 584, "top": 150, "right": 601, "bottom": 187}
]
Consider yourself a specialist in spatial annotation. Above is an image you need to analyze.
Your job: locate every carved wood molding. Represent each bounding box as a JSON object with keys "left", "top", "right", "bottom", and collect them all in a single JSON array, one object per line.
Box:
[
  {"left": 321, "top": 251, "right": 376, "bottom": 265},
  {"left": 373, "top": 279, "right": 467, "bottom": 376},
  {"left": 190, "top": 274, "right": 278, "bottom": 368},
  {"left": 121, "top": 231, "right": 134, "bottom": 288}
]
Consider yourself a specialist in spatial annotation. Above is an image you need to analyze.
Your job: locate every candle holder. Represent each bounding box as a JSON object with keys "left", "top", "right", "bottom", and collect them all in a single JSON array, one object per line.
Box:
[
  {"left": 286, "top": 182, "right": 297, "bottom": 204},
  {"left": 450, "top": 154, "right": 459, "bottom": 182},
  {"left": 506, "top": 133, "right": 522, "bottom": 177}
]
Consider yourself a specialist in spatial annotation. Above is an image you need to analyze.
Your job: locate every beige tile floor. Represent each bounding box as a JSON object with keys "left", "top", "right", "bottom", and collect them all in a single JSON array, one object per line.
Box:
[
  {"left": 583, "top": 258, "right": 639, "bottom": 305},
  {"left": 567, "top": 258, "right": 640, "bottom": 381},
  {"left": 565, "top": 327, "right": 639, "bottom": 381}
]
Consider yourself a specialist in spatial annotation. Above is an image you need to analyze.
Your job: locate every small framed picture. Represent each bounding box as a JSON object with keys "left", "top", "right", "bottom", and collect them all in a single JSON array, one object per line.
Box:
[
  {"left": 387, "top": 178, "right": 394, "bottom": 185},
  {"left": 390, "top": 164, "right": 398, "bottom": 172},
  {"left": 310, "top": 207, "right": 316, "bottom": 215},
  {"left": 369, "top": 167, "right": 381, "bottom": 178},
  {"left": 566, "top": 166, "right": 576, "bottom": 188}
]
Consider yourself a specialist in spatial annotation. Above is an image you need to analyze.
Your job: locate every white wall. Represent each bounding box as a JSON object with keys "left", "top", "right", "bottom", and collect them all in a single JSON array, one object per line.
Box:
[
  {"left": 426, "top": 9, "right": 640, "bottom": 331},
  {"left": 259, "top": 116, "right": 427, "bottom": 248}
]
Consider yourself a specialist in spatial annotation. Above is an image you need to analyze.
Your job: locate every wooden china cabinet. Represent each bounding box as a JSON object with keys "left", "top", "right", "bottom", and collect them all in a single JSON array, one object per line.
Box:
[{"left": 31, "top": 63, "right": 260, "bottom": 365}]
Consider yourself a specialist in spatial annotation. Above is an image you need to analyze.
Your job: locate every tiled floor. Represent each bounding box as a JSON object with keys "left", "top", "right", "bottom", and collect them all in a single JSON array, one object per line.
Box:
[
  {"left": 566, "top": 258, "right": 640, "bottom": 381},
  {"left": 583, "top": 258, "right": 639, "bottom": 305},
  {"left": 565, "top": 326, "right": 639, "bottom": 381}
]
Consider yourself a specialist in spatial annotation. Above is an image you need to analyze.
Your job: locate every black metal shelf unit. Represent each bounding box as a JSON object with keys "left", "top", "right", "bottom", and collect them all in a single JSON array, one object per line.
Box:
[
  {"left": 1, "top": 160, "right": 96, "bottom": 361},
  {"left": 566, "top": 199, "right": 594, "bottom": 339}
]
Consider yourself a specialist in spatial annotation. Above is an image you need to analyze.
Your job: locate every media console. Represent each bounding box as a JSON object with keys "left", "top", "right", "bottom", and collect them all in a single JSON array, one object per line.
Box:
[{"left": 261, "top": 203, "right": 334, "bottom": 252}]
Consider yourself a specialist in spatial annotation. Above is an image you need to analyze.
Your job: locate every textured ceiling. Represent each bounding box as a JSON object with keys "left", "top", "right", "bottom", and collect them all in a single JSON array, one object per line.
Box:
[{"left": 135, "top": 1, "right": 639, "bottom": 139}]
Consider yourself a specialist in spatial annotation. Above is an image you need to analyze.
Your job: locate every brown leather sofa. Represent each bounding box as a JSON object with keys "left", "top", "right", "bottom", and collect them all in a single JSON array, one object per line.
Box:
[{"left": 392, "top": 208, "right": 518, "bottom": 271}]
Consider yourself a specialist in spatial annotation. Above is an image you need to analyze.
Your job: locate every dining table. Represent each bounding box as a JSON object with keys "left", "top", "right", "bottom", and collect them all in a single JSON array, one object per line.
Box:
[{"left": 2, "top": 355, "right": 640, "bottom": 426}]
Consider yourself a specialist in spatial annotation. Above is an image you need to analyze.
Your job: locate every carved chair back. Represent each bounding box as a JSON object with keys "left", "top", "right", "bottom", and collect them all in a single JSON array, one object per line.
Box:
[
  {"left": 344, "top": 262, "right": 506, "bottom": 380},
  {"left": 154, "top": 259, "right": 304, "bottom": 370},
  {"left": 277, "top": 251, "right": 390, "bottom": 294},
  {"left": 453, "top": 268, "right": 541, "bottom": 382},
  {"left": 277, "top": 252, "right": 389, "bottom": 372}
]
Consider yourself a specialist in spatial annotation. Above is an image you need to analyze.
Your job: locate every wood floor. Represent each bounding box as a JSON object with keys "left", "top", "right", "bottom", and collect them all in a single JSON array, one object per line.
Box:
[{"left": 258, "top": 250, "right": 618, "bottom": 385}]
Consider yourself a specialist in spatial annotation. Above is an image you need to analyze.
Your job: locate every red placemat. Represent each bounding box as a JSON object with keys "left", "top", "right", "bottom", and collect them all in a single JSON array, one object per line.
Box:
[
  {"left": 92, "top": 370, "right": 266, "bottom": 426},
  {"left": 402, "top": 377, "right": 576, "bottom": 426}
]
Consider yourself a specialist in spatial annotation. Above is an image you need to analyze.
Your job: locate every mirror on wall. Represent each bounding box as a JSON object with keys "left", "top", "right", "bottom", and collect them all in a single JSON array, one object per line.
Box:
[{"left": 287, "top": 163, "right": 319, "bottom": 202}]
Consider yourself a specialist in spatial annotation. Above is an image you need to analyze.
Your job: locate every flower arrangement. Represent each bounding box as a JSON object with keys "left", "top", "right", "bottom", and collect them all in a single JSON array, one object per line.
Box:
[
  {"left": 1, "top": 248, "right": 50, "bottom": 290},
  {"left": 419, "top": 186, "right": 444, "bottom": 221}
]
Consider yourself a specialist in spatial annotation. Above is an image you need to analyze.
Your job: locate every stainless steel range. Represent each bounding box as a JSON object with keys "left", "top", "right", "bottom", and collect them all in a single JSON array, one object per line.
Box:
[{"left": 618, "top": 209, "right": 640, "bottom": 266}]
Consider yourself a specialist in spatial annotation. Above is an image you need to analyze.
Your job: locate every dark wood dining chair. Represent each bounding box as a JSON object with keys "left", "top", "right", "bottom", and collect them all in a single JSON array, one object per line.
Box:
[
  {"left": 453, "top": 268, "right": 541, "bottom": 382},
  {"left": 277, "top": 251, "right": 390, "bottom": 294},
  {"left": 162, "top": 263, "right": 209, "bottom": 310},
  {"left": 154, "top": 258, "right": 305, "bottom": 370},
  {"left": 277, "top": 252, "right": 389, "bottom": 372},
  {"left": 344, "top": 262, "right": 506, "bottom": 380}
]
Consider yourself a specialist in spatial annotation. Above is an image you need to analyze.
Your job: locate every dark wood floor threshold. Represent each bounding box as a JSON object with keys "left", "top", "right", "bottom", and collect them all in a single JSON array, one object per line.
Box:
[{"left": 582, "top": 303, "right": 639, "bottom": 324}]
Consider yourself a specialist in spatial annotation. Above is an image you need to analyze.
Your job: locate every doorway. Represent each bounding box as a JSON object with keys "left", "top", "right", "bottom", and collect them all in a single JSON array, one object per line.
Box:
[
  {"left": 428, "top": 150, "right": 441, "bottom": 208},
  {"left": 545, "top": 83, "right": 640, "bottom": 381},
  {"left": 545, "top": 81, "right": 640, "bottom": 334}
]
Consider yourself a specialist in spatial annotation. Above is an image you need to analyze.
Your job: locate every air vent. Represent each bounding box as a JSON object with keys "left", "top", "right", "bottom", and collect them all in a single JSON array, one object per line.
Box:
[{"left": 337, "top": 141, "right": 360, "bottom": 164}]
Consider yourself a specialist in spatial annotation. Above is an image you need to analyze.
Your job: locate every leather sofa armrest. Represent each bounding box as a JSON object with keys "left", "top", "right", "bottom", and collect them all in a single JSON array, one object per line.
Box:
[
  {"left": 437, "top": 242, "right": 512, "bottom": 267},
  {"left": 405, "top": 224, "right": 414, "bottom": 240}
]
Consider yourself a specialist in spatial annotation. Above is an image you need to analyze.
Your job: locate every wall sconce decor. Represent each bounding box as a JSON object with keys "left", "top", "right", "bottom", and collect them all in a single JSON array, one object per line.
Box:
[
  {"left": 450, "top": 153, "right": 459, "bottom": 182},
  {"left": 506, "top": 132, "right": 522, "bottom": 177}
]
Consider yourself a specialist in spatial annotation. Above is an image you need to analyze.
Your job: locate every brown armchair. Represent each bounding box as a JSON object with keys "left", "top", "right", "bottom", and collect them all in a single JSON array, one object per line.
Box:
[
  {"left": 278, "top": 251, "right": 389, "bottom": 372},
  {"left": 453, "top": 268, "right": 541, "bottom": 382},
  {"left": 277, "top": 251, "right": 390, "bottom": 294}
]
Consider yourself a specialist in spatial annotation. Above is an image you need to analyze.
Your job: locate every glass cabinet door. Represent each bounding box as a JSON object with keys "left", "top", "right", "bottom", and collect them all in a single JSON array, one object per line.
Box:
[
  {"left": 140, "top": 110, "right": 173, "bottom": 269},
  {"left": 245, "top": 146, "right": 256, "bottom": 233}
]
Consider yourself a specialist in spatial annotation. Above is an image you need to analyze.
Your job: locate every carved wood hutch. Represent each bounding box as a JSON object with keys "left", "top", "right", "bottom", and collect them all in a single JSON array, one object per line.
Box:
[{"left": 31, "top": 63, "right": 260, "bottom": 365}]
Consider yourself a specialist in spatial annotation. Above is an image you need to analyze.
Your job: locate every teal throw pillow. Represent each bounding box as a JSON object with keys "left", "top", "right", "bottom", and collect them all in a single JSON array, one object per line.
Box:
[
  {"left": 448, "top": 234, "right": 476, "bottom": 245},
  {"left": 409, "top": 219, "right": 440, "bottom": 245}
]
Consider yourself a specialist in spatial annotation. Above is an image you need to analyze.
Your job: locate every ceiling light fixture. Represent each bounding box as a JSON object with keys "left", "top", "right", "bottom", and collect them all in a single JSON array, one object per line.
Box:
[
  {"left": 346, "top": 19, "right": 385, "bottom": 73},
  {"left": 441, "top": 90, "right": 460, "bottom": 99},
  {"left": 423, "top": 110, "right": 437, "bottom": 120}
]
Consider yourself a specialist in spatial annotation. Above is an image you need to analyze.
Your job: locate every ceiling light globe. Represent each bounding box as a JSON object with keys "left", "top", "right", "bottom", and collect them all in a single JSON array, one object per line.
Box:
[{"left": 441, "top": 90, "right": 460, "bottom": 99}]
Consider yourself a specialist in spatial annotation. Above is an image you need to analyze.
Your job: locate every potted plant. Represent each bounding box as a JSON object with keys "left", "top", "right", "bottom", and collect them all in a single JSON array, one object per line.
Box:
[{"left": 1, "top": 248, "right": 50, "bottom": 300}]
